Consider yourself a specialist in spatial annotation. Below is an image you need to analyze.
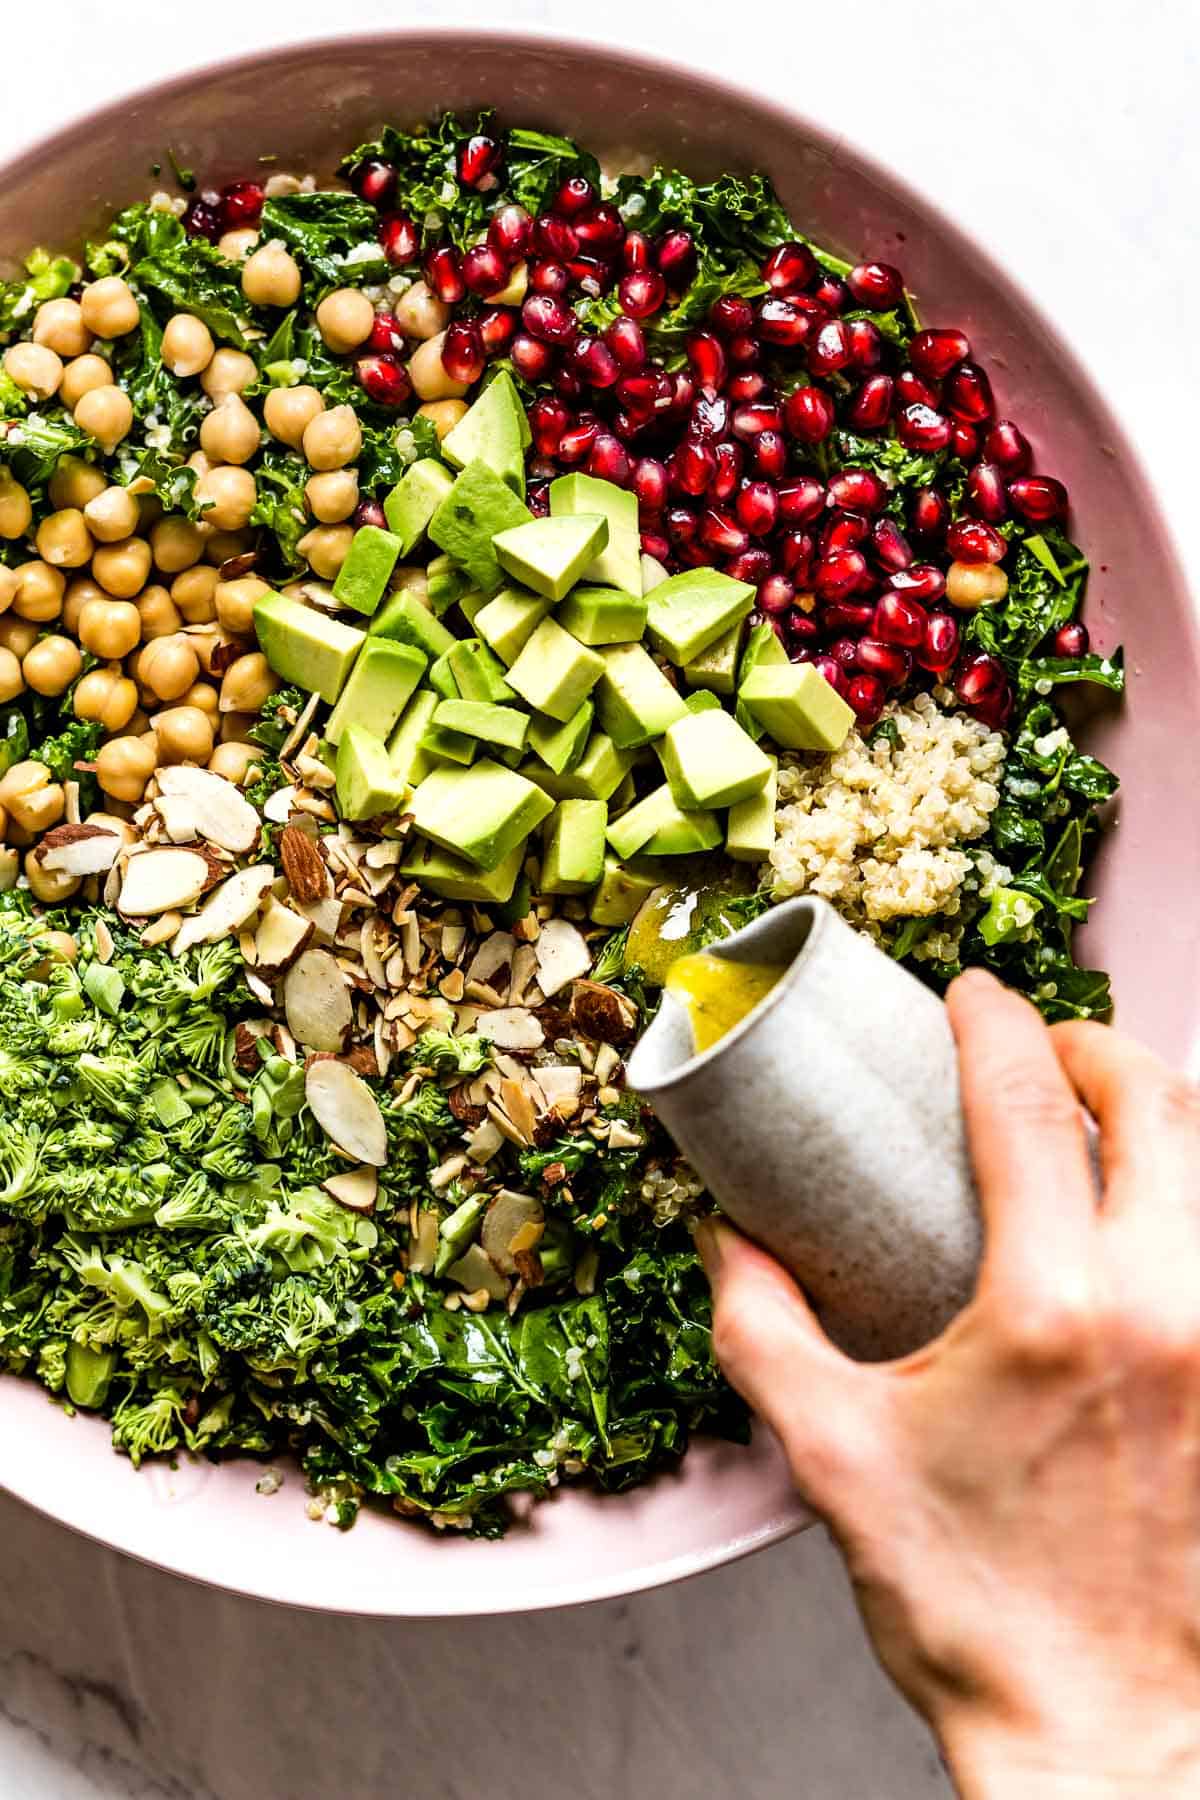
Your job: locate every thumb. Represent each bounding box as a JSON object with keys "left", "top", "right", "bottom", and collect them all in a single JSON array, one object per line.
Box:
[{"left": 696, "top": 1219, "right": 878, "bottom": 1514}]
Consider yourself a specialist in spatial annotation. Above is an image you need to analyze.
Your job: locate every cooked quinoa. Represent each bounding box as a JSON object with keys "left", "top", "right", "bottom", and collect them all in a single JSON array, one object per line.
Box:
[{"left": 769, "top": 693, "right": 1007, "bottom": 951}]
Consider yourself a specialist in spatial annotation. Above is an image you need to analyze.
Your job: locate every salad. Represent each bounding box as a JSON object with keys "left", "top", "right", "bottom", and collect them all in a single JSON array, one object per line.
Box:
[{"left": 0, "top": 114, "right": 1121, "bottom": 1535}]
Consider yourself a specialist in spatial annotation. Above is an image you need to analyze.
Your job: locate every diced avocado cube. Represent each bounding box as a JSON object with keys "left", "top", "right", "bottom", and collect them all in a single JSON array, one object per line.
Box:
[
  {"left": 646, "top": 567, "right": 755, "bottom": 666},
  {"left": 589, "top": 853, "right": 665, "bottom": 925},
  {"left": 595, "top": 641, "right": 688, "bottom": 748},
  {"left": 426, "top": 553, "right": 473, "bottom": 615},
  {"left": 739, "top": 662, "right": 855, "bottom": 752},
  {"left": 388, "top": 689, "right": 439, "bottom": 785},
  {"left": 493, "top": 513, "right": 609, "bottom": 602},
  {"left": 382, "top": 459, "right": 455, "bottom": 555},
  {"left": 331, "top": 524, "right": 402, "bottom": 617},
  {"left": 685, "top": 690, "right": 722, "bottom": 715},
  {"left": 644, "top": 800, "right": 722, "bottom": 856},
  {"left": 458, "top": 590, "right": 488, "bottom": 628},
  {"left": 557, "top": 584, "right": 648, "bottom": 646},
  {"left": 335, "top": 724, "right": 408, "bottom": 821},
  {"left": 429, "top": 651, "right": 460, "bottom": 700},
  {"left": 325, "top": 637, "right": 427, "bottom": 747},
  {"left": 658, "top": 709, "right": 773, "bottom": 810},
  {"left": 506, "top": 617, "right": 605, "bottom": 722},
  {"left": 409, "top": 760, "right": 553, "bottom": 870},
  {"left": 520, "top": 730, "right": 634, "bottom": 803},
  {"left": 607, "top": 785, "right": 682, "bottom": 861},
  {"left": 400, "top": 838, "right": 525, "bottom": 904},
  {"left": 474, "top": 584, "right": 555, "bottom": 665},
  {"left": 254, "top": 592, "right": 364, "bottom": 704},
  {"left": 527, "top": 700, "right": 593, "bottom": 774},
  {"left": 419, "top": 721, "right": 476, "bottom": 766},
  {"left": 446, "top": 638, "right": 515, "bottom": 704},
  {"left": 429, "top": 460, "right": 533, "bottom": 596},
  {"left": 549, "top": 472, "right": 642, "bottom": 597},
  {"left": 726, "top": 757, "right": 777, "bottom": 862},
  {"left": 433, "top": 699, "right": 529, "bottom": 753},
  {"left": 441, "top": 370, "right": 528, "bottom": 498},
  {"left": 641, "top": 551, "right": 670, "bottom": 592},
  {"left": 735, "top": 620, "right": 790, "bottom": 740},
  {"left": 368, "top": 588, "right": 457, "bottom": 659},
  {"left": 541, "top": 799, "right": 607, "bottom": 894},
  {"left": 684, "top": 619, "right": 745, "bottom": 695}
]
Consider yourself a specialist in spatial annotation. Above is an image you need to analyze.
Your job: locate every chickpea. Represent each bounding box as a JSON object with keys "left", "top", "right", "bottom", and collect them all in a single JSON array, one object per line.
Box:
[
  {"left": 200, "top": 393, "right": 261, "bottom": 466},
  {"left": 195, "top": 465, "right": 256, "bottom": 531},
  {"left": 32, "top": 927, "right": 78, "bottom": 967},
  {"left": 59, "top": 354, "right": 114, "bottom": 410},
  {"left": 0, "top": 469, "right": 33, "bottom": 538},
  {"left": 83, "top": 484, "right": 139, "bottom": 544},
  {"left": 218, "top": 228, "right": 258, "bottom": 263},
  {"left": 264, "top": 384, "right": 324, "bottom": 449},
  {"left": 304, "top": 468, "right": 359, "bottom": 523},
  {"left": 302, "top": 403, "right": 361, "bottom": 471},
  {"left": 92, "top": 536, "right": 152, "bottom": 600},
  {"left": 241, "top": 243, "right": 302, "bottom": 308},
  {"left": 150, "top": 515, "right": 205, "bottom": 574},
  {"left": 219, "top": 650, "right": 277, "bottom": 714},
  {"left": 74, "top": 665, "right": 138, "bottom": 732},
  {"left": 393, "top": 280, "right": 450, "bottom": 341},
  {"left": 35, "top": 508, "right": 93, "bottom": 570},
  {"left": 263, "top": 172, "right": 303, "bottom": 198},
  {"left": 297, "top": 524, "right": 353, "bottom": 580},
  {"left": 95, "top": 735, "right": 156, "bottom": 803},
  {"left": 139, "top": 633, "right": 199, "bottom": 702},
  {"left": 208, "top": 740, "right": 265, "bottom": 783},
  {"left": 47, "top": 458, "right": 104, "bottom": 516},
  {"left": 187, "top": 449, "right": 212, "bottom": 480},
  {"left": 200, "top": 348, "right": 257, "bottom": 402},
  {"left": 136, "top": 492, "right": 164, "bottom": 536},
  {"left": 25, "top": 852, "right": 81, "bottom": 905},
  {"left": 32, "top": 297, "right": 91, "bottom": 359},
  {"left": 0, "top": 648, "right": 24, "bottom": 704},
  {"left": 189, "top": 629, "right": 235, "bottom": 677},
  {"left": 124, "top": 709, "right": 151, "bottom": 739},
  {"left": 160, "top": 312, "right": 215, "bottom": 378},
  {"left": 316, "top": 288, "right": 376, "bottom": 354},
  {"left": 153, "top": 705, "right": 215, "bottom": 765},
  {"left": 0, "top": 845, "right": 16, "bottom": 890},
  {"left": 204, "top": 528, "right": 254, "bottom": 567},
  {"left": 79, "top": 597, "right": 141, "bottom": 659},
  {"left": 0, "top": 568, "right": 16, "bottom": 615},
  {"left": 407, "top": 332, "right": 469, "bottom": 402},
  {"left": 0, "top": 762, "right": 65, "bottom": 833},
  {"left": 0, "top": 618, "right": 40, "bottom": 659},
  {"left": 171, "top": 564, "right": 219, "bottom": 623},
  {"left": 63, "top": 576, "right": 103, "bottom": 636},
  {"left": 136, "top": 586, "right": 182, "bottom": 641},
  {"left": 13, "top": 561, "right": 65, "bottom": 623},
  {"left": 180, "top": 679, "right": 220, "bottom": 721},
  {"left": 219, "top": 710, "right": 257, "bottom": 745},
  {"left": 4, "top": 341, "right": 63, "bottom": 400},
  {"left": 215, "top": 574, "right": 270, "bottom": 637},
  {"left": 946, "top": 560, "right": 1010, "bottom": 610},
  {"left": 79, "top": 276, "right": 139, "bottom": 339},
  {"left": 23, "top": 635, "right": 82, "bottom": 697},
  {"left": 418, "top": 398, "right": 469, "bottom": 441},
  {"left": 74, "top": 384, "right": 133, "bottom": 452}
]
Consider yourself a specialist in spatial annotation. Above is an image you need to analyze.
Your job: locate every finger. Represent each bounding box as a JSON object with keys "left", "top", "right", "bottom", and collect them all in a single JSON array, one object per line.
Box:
[
  {"left": 696, "top": 1219, "right": 878, "bottom": 1510},
  {"left": 946, "top": 969, "right": 1096, "bottom": 1284}
]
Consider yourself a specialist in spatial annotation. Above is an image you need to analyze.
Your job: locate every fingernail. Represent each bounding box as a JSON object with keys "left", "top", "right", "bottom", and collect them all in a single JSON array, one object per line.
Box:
[{"left": 693, "top": 1217, "right": 727, "bottom": 1285}]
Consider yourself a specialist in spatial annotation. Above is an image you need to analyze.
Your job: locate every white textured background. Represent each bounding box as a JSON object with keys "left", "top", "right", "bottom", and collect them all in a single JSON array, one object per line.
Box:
[{"left": 0, "top": 4, "right": 1195, "bottom": 1796}]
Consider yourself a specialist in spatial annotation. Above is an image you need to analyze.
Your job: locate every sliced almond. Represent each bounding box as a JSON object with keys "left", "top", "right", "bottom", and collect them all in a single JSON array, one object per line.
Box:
[
  {"left": 34, "top": 823, "right": 122, "bottom": 877},
  {"left": 474, "top": 1007, "right": 544, "bottom": 1051},
  {"left": 263, "top": 784, "right": 298, "bottom": 824},
  {"left": 153, "top": 795, "right": 200, "bottom": 843},
  {"left": 499, "top": 1076, "right": 538, "bottom": 1145},
  {"left": 465, "top": 930, "right": 515, "bottom": 989},
  {"left": 253, "top": 898, "right": 315, "bottom": 977},
  {"left": 534, "top": 918, "right": 592, "bottom": 998},
  {"left": 445, "top": 1242, "right": 510, "bottom": 1302},
  {"left": 279, "top": 824, "right": 329, "bottom": 904},
  {"left": 407, "top": 1209, "right": 440, "bottom": 1274},
  {"left": 118, "top": 846, "right": 220, "bottom": 917},
  {"left": 156, "top": 765, "right": 261, "bottom": 855},
  {"left": 465, "top": 1118, "right": 504, "bottom": 1163},
  {"left": 323, "top": 1167, "right": 378, "bottom": 1214},
  {"left": 283, "top": 948, "right": 353, "bottom": 1051},
  {"left": 534, "top": 1064, "right": 583, "bottom": 1118},
  {"left": 481, "top": 1190, "right": 544, "bottom": 1276},
  {"left": 304, "top": 1056, "right": 388, "bottom": 1165},
  {"left": 294, "top": 893, "right": 342, "bottom": 945},
  {"left": 172, "top": 863, "right": 276, "bottom": 957}
]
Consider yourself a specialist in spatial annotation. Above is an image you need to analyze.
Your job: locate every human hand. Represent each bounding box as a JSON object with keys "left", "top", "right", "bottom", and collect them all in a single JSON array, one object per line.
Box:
[{"left": 697, "top": 969, "right": 1200, "bottom": 1798}]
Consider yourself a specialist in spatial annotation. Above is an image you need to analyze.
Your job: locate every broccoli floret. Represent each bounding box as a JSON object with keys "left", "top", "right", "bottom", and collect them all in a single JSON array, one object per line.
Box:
[
  {"left": 110, "top": 1385, "right": 189, "bottom": 1465},
  {"left": 410, "top": 1029, "right": 491, "bottom": 1075}
]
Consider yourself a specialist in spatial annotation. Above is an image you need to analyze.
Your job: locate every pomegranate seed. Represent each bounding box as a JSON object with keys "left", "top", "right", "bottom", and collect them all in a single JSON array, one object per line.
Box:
[
  {"left": 872, "top": 592, "right": 925, "bottom": 648},
  {"left": 510, "top": 333, "right": 556, "bottom": 381},
  {"left": 951, "top": 423, "right": 979, "bottom": 461},
  {"left": 528, "top": 481, "right": 552, "bottom": 518},
  {"left": 621, "top": 231, "right": 652, "bottom": 273},
  {"left": 553, "top": 175, "right": 595, "bottom": 216},
  {"left": 686, "top": 330, "right": 728, "bottom": 389},
  {"left": 424, "top": 244, "right": 465, "bottom": 304},
  {"left": 778, "top": 477, "right": 826, "bottom": 524},
  {"left": 534, "top": 259, "right": 574, "bottom": 297},
  {"left": 657, "top": 230, "right": 697, "bottom": 288},
  {"left": 761, "top": 242, "right": 817, "bottom": 293},
  {"left": 701, "top": 508, "right": 750, "bottom": 556},
  {"left": 812, "top": 654, "right": 849, "bottom": 696},
  {"left": 846, "top": 319, "right": 884, "bottom": 372},
  {"left": 955, "top": 652, "right": 1013, "bottom": 728},
  {"left": 753, "top": 430, "right": 788, "bottom": 479},
  {"left": 828, "top": 468, "right": 887, "bottom": 514},
  {"left": 945, "top": 518, "right": 1006, "bottom": 564},
  {"left": 350, "top": 158, "right": 396, "bottom": 207},
  {"left": 441, "top": 320, "right": 485, "bottom": 386},
  {"left": 825, "top": 635, "right": 860, "bottom": 671},
  {"left": 355, "top": 353, "right": 411, "bottom": 407},
  {"left": 600, "top": 318, "right": 643, "bottom": 373},
  {"left": 945, "top": 361, "right": 994, "bottom": 423},
  {"left": 757, "top": 297, "right": 813, "bottom": 348},
  {"left": 737, "top": 481, "right": 780, "bottom": 537},
  {"left": 522, "top": 293, "right": 577, "bottom": 345},
  {"left": 785, "top": 611, "right": 821, "bottom": 649},
  {"left": 888, "top": 564, "right": 947, "bottom": 604},
  {"left": 813, "top": 272, "right": 849, "bottom": 313},
  {"left": 966, "top": 460, "right": 1009, "bottom": 522},
  {"left": 808, "top": 319, "right": 854, "bottom": 376},
  {"left": 458, "top": 133, "right": 503, "bottom": 189},
  {"left": 488, "top": 204, "right": 532, "bottom": 260},
  {"left": 822, "top": 600, "right": 877, "bottom": 635},
  {"left": 690, "top": 390, "right": 731, "bottom": 440},
  {"left": 908, "top": 328, "right": 970, "bottom": 380},
  {"left": 1008, "top": 475, "right": 1069, "bottom": 522},
  {"left": 477, "top": 306, "right": 518, "bottom": 356},
  {"left": 633, "top": 457, "right": 669, "bottom": 512},
  {"left": 984, "top": 419, "right": 1032, "bottom": 474},
  {"left": 378, "top": 213, "right": 420, "bottom": 266},
  {"left": 897, "top": 403, "right": 952, "bottom": 452},
  {"left": 529, "top": 396, "right": 571, "bottom": 457},
  {"left": 759, "top": 574, "right": 795, "bottom": 614},
  {"left": 640, "top": 530, "right": 670, "bottom": 561},
  {"left": 710, "top": 294, "right": 755, "bottom": 337},
  {"left": 619, "top": 270, "right": 666, "bottom": 319},
  {"left": 588, "top": 432, "right": 632, "bottom": 486},
  {"left": 1053, "top": 622, "right": 1090, "bottom": 657},
  {"left": 847, "top": 261, "right": 903, "bottom": 309},
  {"left": 569, "top": 336, "right": 618, "bottom": 389},
  {"left": 367, "top": 312, "right": 407, "bottom": 355},
  {"left": 909, "top": 488, "right": 950, "bottom": 544},
  {"left": 182, "top": 198, "right": 222, "bottom": 242},
  {"left": 780, "top": 531, "right": 817, "bottom": 582},
  {"left": 667, "top": 504, "right": 699, "bottom": 545},
  {"left": 220, "top": 180, "right": 264, "bottom": 228},
  {"left": 732, "top": 402, "right": 784, "bottom": 441},
  {"left": 822, "top": 511, "right": 870, "bottom": 554},
  {"left": 528, "top": 457, "right": 559, "bottom": 481},
  {"left": 895, "top": 369, "right": 940, "bottom": 408},
  {"left": 531, "top": 214, "right": 579, "bottom": 260},
  {"left": 856, "top": 638, "right": 911, "bottom": 687},
  {"left": 917, "top": 611, "right": 961, "bottom": 674},
  {"left": 727, "top": 332, "right": 761, "bottom": 369},
  {"left": 617, "top": 370, "right": 671, "bottom": 421},
  {"left": 553, "top": 367, "right": 585, "bottom": 403},
  {"left": 815, "top": 549, "right": 869, "bottom": 601},
  {"left": 783, "top": 386, "right": 835, "bottom": 444},
  {"left": 845, "top": 374, "right": 893, "bottom": 431},
  {"left": 676, "top": 438, "right": 717, "bottom": 496},
  {"left": 711, "top": 440, "right": 744, "bottom": 502},
  {"left": 727, "top": 371, "right": 769, "bottom": 404},
  {"left": 344, "top": 502, "right": 384, "bottom": 540},
  {"left": 726, "top": 548, "right": 774, "bottom": 586},
  {"left": 557, "top": 419, "right": 601, "bottom": 467},
  {"left": 846, "top": 673, "right": 886, "bottom": 726},
  {"left": 870, "top": 517, "right": 913, "bottom": 572},
  {"left": 576, "top": 204, "right": 625, "bottom": 254},
  {"left": 461, "top": 243, "right": 510, "bottom": 297}
]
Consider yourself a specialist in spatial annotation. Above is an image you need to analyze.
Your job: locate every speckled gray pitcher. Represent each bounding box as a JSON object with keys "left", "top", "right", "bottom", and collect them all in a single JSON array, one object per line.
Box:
[{"left": 626, "top": 896, "right": 982, "bottom": 1361}]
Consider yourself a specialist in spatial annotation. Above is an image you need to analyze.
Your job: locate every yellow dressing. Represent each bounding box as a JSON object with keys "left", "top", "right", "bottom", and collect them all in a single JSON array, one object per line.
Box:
[{"left": 664, "top": 950, "right": 786, "bottom": 1054}]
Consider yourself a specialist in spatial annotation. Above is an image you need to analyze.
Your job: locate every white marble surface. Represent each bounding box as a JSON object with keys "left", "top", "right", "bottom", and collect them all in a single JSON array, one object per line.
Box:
[{"left": 0, "top": 3, "right": 1195, "bottom": 1795}]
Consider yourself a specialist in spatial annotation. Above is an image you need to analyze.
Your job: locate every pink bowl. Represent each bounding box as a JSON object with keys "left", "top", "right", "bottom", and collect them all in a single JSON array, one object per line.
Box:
[{"left": 1, "top": 30, "right": 1196, "bottom": 1615}]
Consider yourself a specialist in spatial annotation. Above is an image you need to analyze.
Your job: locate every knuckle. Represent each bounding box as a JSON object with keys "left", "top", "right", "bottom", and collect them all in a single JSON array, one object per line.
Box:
[
  {"left": 1000, "top": 1282, "right": 1099, "bottom": 1370},
  {"left": 710, "top": 1298, "right": 764, "bottom": 1375},
  {"left": 986, "top": 1066, "right": 1081, "bottom": 1137}
]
